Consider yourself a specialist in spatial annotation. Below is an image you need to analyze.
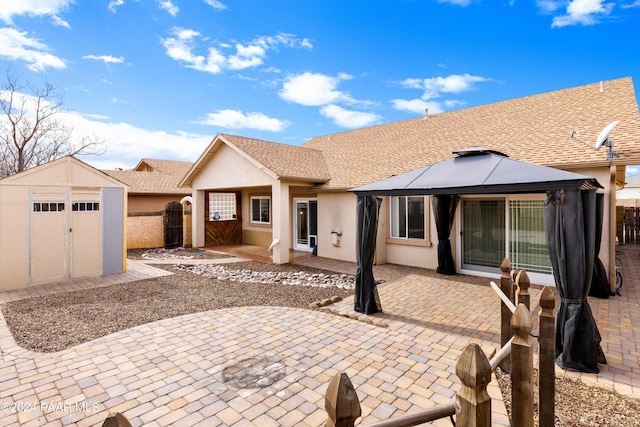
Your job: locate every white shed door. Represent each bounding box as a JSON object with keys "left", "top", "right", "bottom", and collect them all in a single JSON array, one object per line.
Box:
[
  {"left": 70, "top": 192, "right": 102, "bottom": 278},
  {"left": 29, "top": 191, "right": 102, "bottom": 285},
  {"left": 30, "top": 197, "right": 67, "bottom": 284}
]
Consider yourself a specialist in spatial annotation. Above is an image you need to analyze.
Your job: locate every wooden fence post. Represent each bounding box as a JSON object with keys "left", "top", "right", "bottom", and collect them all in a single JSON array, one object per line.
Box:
[
  {"left": 455, "top": 343, "right": 492, "bottom": 427},
  {"left": 102, "top": 413, "right": 132, "bottom": 427},
  {"left": 538, "top": 286, "right": 556, "bottom": 427},
  {"left": 515, "top": 270, "right": 531, "bottom": 310},
  {"left": 511, "top": 303, "right": 533, "bottom": 427},
  {"left": 500, "top": 258, "right": 513, "bottom": 372},
  {"left": 325, "top": 372, "right": 362, "bottom": 427}
]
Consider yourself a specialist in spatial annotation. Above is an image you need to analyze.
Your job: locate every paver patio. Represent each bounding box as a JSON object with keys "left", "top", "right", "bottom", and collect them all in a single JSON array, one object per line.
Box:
[{"left": 0, "top": 245, "right": 638, "bottom": 426}]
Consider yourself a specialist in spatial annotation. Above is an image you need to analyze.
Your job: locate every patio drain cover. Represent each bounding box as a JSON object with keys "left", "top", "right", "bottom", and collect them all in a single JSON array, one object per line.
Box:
[{"left": 222, "top": 356, "right": 286, "bottom": 389}]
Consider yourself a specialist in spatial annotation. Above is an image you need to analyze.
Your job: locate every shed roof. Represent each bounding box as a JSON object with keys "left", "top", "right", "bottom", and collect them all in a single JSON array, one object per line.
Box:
[{"left": 304, "top": 77, "right": 640, "bottom": 190}]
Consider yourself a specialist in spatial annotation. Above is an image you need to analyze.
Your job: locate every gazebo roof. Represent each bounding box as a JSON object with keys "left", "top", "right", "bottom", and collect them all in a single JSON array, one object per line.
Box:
[{"left": 351, "top": 147, "right": 602, "bottom": 196}]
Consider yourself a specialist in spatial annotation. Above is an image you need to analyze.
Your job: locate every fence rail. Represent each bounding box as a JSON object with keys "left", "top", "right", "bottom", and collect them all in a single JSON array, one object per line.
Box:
[{"left": 101, "top": 258, "right": 556, "bottom": 427}]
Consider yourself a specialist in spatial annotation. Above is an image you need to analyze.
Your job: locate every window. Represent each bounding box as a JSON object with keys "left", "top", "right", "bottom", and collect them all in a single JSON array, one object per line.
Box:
[
  {"left": 390, "top": 196, "right": 425, "bottom": 239},
  {"left": 250, "top": 196, "right": 270, "bottom": 224},
  {"left": 33, "top": 202, "right": 65, "bottom": 212},
  {"left": 72, "top": 202, "right": 100, "bottom": 212},
  {"left": 509, "top": 200, "right": 552, "bottom": 274},
  {"left": 209, "top": 193, "right": 237, "bottom": 221}
]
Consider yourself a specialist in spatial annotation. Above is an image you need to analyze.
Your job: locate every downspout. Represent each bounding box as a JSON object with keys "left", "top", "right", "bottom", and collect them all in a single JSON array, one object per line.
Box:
[{"left": 609, "top": 164, "right": 617, "bottom": 293}]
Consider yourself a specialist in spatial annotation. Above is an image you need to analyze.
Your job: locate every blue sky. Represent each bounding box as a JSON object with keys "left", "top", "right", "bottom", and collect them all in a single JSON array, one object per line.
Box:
[{"left": 1, "top": 0, "right": 639, "bottom": 172}]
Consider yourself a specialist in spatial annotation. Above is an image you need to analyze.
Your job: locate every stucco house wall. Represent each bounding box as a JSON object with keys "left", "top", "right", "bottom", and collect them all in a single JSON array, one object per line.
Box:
[{"left": 180, "top": 78, "right": 640, "bottom": 290}]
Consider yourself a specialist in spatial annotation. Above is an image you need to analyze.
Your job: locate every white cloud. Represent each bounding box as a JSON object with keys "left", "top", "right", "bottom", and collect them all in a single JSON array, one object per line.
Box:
[
  {"left": 319, "top": 104, "right": 380, "bottom": 128},
  {"left": 390, "top": 99, "right": 445, "bottom": 115},
  {"left": 108, "top": 0, "right": 124, "bottom": 13},
  {"left": 279, "top": 72, "right": 354, "bottom": 106},
  {"left": 393, "top": 73, "right": 489, "bottom": 115},
  {"left": 0, "top": 27, "right": 66, "bottom": 71},
  {"left": 83, "top": 54, "right": 125, "bottom": 64},
  {"left": 157, "top": 0, "right": 179, "bottom": 16},
  {"left": 51, "top": 14, "right": 71, "bottom": 29},
  {"left": 161, "top": 29, "right": 311, "bottom": 75},
  {"left": 196, "top": 109, "right": 291, "bottom": 132},
  {"left": 621, "top": 1, "right": 640, "bottom": 8},
  {"left": 536, "top": 0, "right": 565, "bottom": 12},
  {"left": 0, "top": 90, "right": 209, "bottom": 170},
  {"left": 204, "top": 0, "right": 227, "bottom": 11},
  {"left": 61, "top": 111, "right": 210, "bottom": 169},
  {"left": 401, "top": 73, "right": 490, "bottom": 98},
  {"left": 436, "top": 0, "right": 472, "bottom": 6},
  {"left": 626, "top": 166, "right": 640, "bottom": 176},
  {"left": 0, "top": 0, "right": 73, "bottom": 24},
  {"left": 548, "top": 0, "right": 615, "bottom": 27}
]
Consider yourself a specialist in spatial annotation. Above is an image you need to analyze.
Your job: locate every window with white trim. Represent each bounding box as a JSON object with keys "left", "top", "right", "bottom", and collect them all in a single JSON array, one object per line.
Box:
[
  {"left": 250, "top": 196, "right": 270, "bottom": 224},
  {"left": 33, "top": 202, "right": 65, "bottom": 212},
  {"left": 209, "top": 193, "right": 236, "bottom": 221},
  {"left": 390, "top": 196, "right": 425, "bottom": 240}
]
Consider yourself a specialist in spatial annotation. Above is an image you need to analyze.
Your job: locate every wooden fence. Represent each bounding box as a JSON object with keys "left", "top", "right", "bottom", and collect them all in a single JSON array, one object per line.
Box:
[{"left": 102, "top": 258, "right": 556, "bottom": 427}]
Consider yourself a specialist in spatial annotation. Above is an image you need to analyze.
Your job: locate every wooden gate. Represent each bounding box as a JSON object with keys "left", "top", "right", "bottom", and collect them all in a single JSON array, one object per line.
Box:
[
  {"left": 164, "top": 201, "right": 183, "bottom": 248},
  {"left": 622, "top": 207, "right": 640, "bottom": 244}
]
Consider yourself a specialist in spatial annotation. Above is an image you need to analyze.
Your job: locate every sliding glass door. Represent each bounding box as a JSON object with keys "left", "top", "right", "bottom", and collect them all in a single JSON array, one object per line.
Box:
[
  {"left": 461, "top": 197, "right": 552, "bottom": 281},
  {"left": 462, "top": 199, "right": 506, "bottom": 273}
]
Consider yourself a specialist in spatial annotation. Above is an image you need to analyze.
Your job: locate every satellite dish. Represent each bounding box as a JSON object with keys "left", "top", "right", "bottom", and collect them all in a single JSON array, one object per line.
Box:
[{"left": 595, "top": 120, "right": 619, "bottom": 150}]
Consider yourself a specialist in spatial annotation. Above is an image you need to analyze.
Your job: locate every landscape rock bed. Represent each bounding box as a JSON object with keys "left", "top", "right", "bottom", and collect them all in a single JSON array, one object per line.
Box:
[{"left": 173, "top": 263, "right": 356, "bottom": 289}]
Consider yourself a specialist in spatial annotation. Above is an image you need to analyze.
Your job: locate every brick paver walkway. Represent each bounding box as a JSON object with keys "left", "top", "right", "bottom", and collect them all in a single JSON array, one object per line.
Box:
[{"left": 0, "top": 245, "right": 638, "bottom": 426}]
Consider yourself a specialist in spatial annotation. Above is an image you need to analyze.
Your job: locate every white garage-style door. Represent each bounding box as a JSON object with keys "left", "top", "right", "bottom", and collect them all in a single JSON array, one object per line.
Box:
[{"left": 29, "top": 190, "right": 102, "bottom": 285}]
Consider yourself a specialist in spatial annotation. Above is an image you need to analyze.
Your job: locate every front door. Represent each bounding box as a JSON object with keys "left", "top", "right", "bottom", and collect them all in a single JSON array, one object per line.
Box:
[{"left": 294, "top": 198, "right": 317, "bottom": 251}]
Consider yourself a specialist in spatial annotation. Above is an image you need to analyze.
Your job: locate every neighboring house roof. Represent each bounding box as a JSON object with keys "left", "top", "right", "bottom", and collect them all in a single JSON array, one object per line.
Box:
[
  {"left": 180, "top": 134, "right": 330, "bottom": 187},
  {"left": 103, "top": 159, "right": 192, "bottom": 195},
  {"left": 303, "top": 77, "right": 640, "bottom": 190}
]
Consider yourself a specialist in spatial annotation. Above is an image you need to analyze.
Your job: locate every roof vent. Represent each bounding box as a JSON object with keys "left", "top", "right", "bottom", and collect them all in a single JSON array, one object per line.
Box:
[{"left": 453, "top": 146, "right": 509, "bottom": 158}]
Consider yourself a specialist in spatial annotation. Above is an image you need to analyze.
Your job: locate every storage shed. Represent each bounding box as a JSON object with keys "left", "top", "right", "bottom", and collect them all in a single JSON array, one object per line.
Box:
[{"left": 0, "top": 156, "right": 128, "bottom": 292}]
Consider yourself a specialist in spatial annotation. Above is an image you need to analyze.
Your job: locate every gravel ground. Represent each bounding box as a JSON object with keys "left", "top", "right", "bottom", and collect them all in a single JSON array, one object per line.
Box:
[
  {"left": 2, "top": 250, "right": 353, "bottom": 353},
  {"left": 3, "top": 248, "right": 639, "bottom": 425},
  {"left": 496, "top": 368, "right": 640, "bottom": 426}
]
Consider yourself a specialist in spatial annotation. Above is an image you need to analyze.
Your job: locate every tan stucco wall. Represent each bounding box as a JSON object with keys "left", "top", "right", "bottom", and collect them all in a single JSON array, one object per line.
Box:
[
  {"left": 572, "top": 165, "right": 616, "bottom": 287},
  {"left": 127, "top": 194, "right": 187, "bottom": 213},
  {"left": 0, "top": 186, "right": 30, "bottom": 291},
  {"left": 316, "top": 192, "right": 358, "bottom": 262},
  {"left": 191, "top": 145, "right": 276, "bottom": 248},
  {"left": 127, "top": 215, "right": 163, "bottom": 249},
  {"left": 242, "top": 229, "right": 273, "bottom": 246},
  {"left": 384, "top": 196, "right": 439, "bottom": 270},
  {"left": 192, "top": 145, "right": 275, "bottom": 189}
]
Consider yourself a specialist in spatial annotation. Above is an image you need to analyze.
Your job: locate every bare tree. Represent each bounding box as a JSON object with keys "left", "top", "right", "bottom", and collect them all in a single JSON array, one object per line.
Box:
[{"left": 0, "top": 71, "right": 104, "bottom": 178}]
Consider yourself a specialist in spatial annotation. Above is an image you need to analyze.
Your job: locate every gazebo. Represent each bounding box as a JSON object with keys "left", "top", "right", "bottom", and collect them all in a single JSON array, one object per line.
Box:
[{"left": 350, "top": 147, "right": 607, "bottom": 373}]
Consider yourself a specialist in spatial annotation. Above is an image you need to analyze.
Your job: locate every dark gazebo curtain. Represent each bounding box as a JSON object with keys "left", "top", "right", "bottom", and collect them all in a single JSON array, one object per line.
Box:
[
  {"left": 354, "top": 195, "right": 383, "bottom": 314},
  {"left": 589, "top": 193, "right": 611, "bottom": 298},
  {"left": 432, "top": 194, "right": 460, "bottom": 275},
  {"left": 544, "top": 189, "right": 606, "bottom": 373}
]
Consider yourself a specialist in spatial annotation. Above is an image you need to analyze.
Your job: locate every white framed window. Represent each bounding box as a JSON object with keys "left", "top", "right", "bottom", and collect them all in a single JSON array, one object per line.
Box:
[
  {"left": 250, "top": 196, "right": 270, "bottom": 224},
  {"left": 209, "top": 193, "right": 237, "bottom": 221},
  {"left": 33, "top": 202, "right": 65, "bottom": 213},
  {"left": 390, "top": 196, "right": 425, "bottom": 240},
  {"left": 72, "top": 202, "right": 100, "bottom": 212}
]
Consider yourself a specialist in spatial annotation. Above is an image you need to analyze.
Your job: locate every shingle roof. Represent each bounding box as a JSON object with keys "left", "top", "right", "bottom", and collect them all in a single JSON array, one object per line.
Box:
[
  {"left": 221, "top": 134, "right": 330, "bottom": 181},
  {"left": 303, "top": 77, "right": 640, "bottom": 190},
  {"left": 181, "top": 134, "right": 330, "bottom": 187},
  {"left": 103, "top": 159, "right": 192, "bottom": 195}
]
